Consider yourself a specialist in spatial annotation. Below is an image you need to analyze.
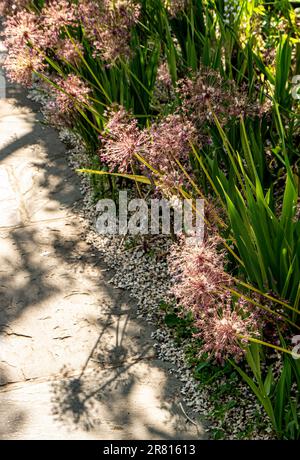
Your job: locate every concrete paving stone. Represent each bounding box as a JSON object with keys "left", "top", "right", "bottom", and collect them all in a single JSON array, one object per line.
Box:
[
  {"left": 0, "top": 369, "right": 203, "bottom": 440},
  {"left": 0, "top": 198, "right": 22, "bottom": 227},
  {"left": 0, "top": 166, "right": 15, "bottom": 199}
]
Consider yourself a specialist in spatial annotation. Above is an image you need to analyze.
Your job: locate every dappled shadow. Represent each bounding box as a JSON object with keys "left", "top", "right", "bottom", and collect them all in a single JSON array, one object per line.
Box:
[
  {"left": 50, "top": 297, "right": 204, "bottom": 439},
  {"left": 0, "top": 83, "right": 82, "bottom": 316},
  {"left": 0, "top": 385, "right": 26, "bottom": 439},
  {"left": 0, "top": 226, "right": 61, "bottom": 326},
  {"left": 0, "top": 80, "right": 87, "bottom": 437}
]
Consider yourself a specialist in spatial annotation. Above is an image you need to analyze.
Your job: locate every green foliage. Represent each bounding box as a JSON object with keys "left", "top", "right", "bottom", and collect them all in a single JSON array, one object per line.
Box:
[
  {"left": 231, "top": 342, "right": 300, "bottom": 439},
  {"left": 160, "top": 300, "right": 196, "bottom": 344},
  {"left": 198, "top": 115, "right": 300, "bottom": 312}
]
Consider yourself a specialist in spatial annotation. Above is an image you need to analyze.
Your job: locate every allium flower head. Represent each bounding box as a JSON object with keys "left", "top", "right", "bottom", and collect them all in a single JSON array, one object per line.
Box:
[
  {"left": 147, "top": 114, "right": 196, "bottom": 190},
  {"left": 39, "top": 0, "right": 78, "bottom": 49},
  {"left": 3, "top": 11, "right": 41, "bottom": 48},
  {"left": 169, "top": 237, "right": 231, "bottom": 312},
  {"left": 99, "top": 107, "right": 196, "bottom": 191},
  {"left": 177, "top": 68, "right": 270, "bottom": 131},
  {"left": 55, "top": 74, "right": 90, "bottom": 110},
  {"left": 44, "top": 74, "right": 90, "bottom": 126},
  {"left": 100, "top": 107, "right": 147, "bottom": 172},
  {"left": 149, "top": 114, "right": 195, "bottom": 165},
  {"left": 197, "top": 302, "right": 256, "bottom": 363},
  {"left": 168, "top": 237, "right": 259, "bottom": 362},
  {"left": 56, "top": 39, "right": 84, "bottom": 65},
  {"left": 78, "top": 0, "right": 140, "bottom": 62},
  {"left": 4, "top": 48, "right": 45, "bottom": 86},
  {"left": 42, "top": 0, "right": 78, "bottom": 30},
  {"left": 2, "top": 9, "right": 51, "bottom": 85},
  {"left": 99, "top": 107, "right": 195, "bottom": 187}
]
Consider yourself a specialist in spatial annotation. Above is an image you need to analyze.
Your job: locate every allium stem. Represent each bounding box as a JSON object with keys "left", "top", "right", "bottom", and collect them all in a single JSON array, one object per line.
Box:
[
  {"left": 239, "top": 335, "right": 300, "bottom": 359},
  {"left": 225, "top": 287, "right": 300, "bottom": 331},
  {"left": 232, "top": 278, "right": 300, "bottom": 316},
  {"left": 64, "top": 27, "right": 112, "bottom": 104}
]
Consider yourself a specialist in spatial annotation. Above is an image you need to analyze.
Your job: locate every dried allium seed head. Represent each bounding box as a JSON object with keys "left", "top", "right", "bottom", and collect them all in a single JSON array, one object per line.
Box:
[
  {"left": 168, "top": 237, "right": 259, "bottom": 362},
  {"left": 99, "top": 107, "right": 148, "bottom": 172},
  {"left": 4, "top": 48, "right": 45, "bottom": 86}
]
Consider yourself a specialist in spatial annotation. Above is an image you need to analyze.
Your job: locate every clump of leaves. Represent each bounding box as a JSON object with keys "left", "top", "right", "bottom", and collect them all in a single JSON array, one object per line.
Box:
[{"left": 159, "top": 300, "right": 196, "bottom": 344}]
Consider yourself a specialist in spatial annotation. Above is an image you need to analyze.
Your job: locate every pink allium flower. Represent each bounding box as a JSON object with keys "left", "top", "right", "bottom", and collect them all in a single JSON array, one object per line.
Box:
[
  {"left": 3, "top": 1, "right": 78, "bottom": 52},
  {"left": 3, "top": 10, "right": 41, "bottom": 48},
  {"left": 168, "top": 237, "right": 259, "bottom": 362},
  {"left": 38, "top": 0, "right": 78, "bottom": 49},
  {"left": 169, "top": 237, "right": 231, "bottom": 312},
  {"left": 55, "top": 74, "right": 90, "bottom": 108},
  {"left": 100, "top": 107, "right": 148, "bottom": 172},
  {"left": 2, "top": 10, "right": 50, "bottom": 86},
  {"left": 177, "top": 68, "right": 270, "bottom": 131},
  {"left": 55, "top": 39, "right": 84, "bottom": 65},
  {"left": 148, "top": 114, "right": 195, "bottom": 176},
  {"left": 45, "top": 74, "right": 90, "bottom": 126},
  {"left": 196, "top": 301, "right": 256, "bottom": 363},
  {"left": 4, "top": 48, "right": 45, "bottom": 86},
  {"left": 42, "top": 0, "right": 78, "bottom": 30},
  {"left": 78, "top": 0, "right": 140, "bottom": 62},
  {"left": 100, "top": 107, "right": 195, "bottom": 184},
  {"left": 2, "top": 1, "right": 83, "bottom": 88}
]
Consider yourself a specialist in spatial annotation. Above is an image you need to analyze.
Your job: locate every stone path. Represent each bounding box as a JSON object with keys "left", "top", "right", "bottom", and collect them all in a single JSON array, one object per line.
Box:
[{"left": 0, "top": 43, "right": 204, "bottom": 439}]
